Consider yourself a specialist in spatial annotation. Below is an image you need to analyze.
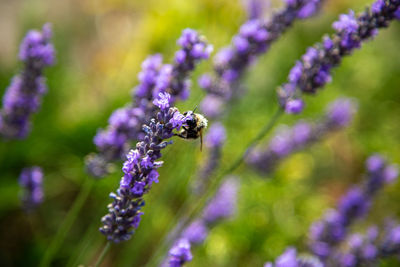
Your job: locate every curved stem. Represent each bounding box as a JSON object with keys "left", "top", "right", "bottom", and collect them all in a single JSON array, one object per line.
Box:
[
  {"left": 146, "top": 107, "right": 283, "bottom": 266},
  {"left": 39, "top": 178, "right": 94, "bottom": 267},
  {"left": 94, "top": 242, "right": 111, "bottom": 267}
]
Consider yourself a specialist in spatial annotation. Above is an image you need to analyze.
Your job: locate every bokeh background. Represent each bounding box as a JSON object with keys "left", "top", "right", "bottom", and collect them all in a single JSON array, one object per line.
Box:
[{"left": 1, "top": 0, "right": 400, "bottom": 266}]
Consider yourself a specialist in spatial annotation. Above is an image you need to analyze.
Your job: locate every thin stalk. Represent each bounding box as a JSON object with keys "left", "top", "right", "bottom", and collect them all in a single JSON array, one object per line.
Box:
[
  {"left": 146, "top": 107, "right": 283, "bottom": 267},
  {"left": 39, "top": 178, "right": 94, "bottom": 267},
  {"left": 94, "top": 242, "right": 111, "bottom": 267}
]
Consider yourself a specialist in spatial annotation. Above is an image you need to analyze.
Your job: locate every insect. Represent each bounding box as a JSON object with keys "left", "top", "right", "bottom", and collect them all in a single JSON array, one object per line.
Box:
[{"left": 175, "top": 110, "right": 208, "bottom": 151}]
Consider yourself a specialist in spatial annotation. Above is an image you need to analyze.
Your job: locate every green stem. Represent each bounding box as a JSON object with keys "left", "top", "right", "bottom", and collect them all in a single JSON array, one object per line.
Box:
[
  {"left": 147, "top": 107, "right": 283, "bottom": 267},
  {"left": 94, "top": 242, "right": 111, "bottom": 267},
  {"left": 39, "top": 178, "right": 94, "bottom": 267}
]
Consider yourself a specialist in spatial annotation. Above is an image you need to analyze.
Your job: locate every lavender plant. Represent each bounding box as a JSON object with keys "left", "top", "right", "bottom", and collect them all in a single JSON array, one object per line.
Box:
[
  {"left": 264, "top": 247, "right": 323, "bottom": 267},
  {"left": 332, "top": 222, "right": 400, "bottom": 267},
  {"left": 246, "top": 98, "right": 357, "bottom": 175},
  {"left": 191, "top": 123, "right": 227, "bottom": 195},
  {"left": 278, "top": 0, "right": 400, "bottom": 114},
  {"left": 243, "top": 0, "right": 269, "bottom": 20},
  {"left": 0, "top": 24, "right": 55, "bottom": 139},
  {"left": 199, "top": 0, "right": 325, "bottom": 119},
  {"left": 99, "top": 92, "right": 190, "bottom": 242},
  {"left": 87, "top": 29, "right": 212, "bottom": 178},
  {"left": 308, "top": 154, "right": 399, "bottom": 261},
  {"left": 166, "top": 177, "right": 239, "bottom": 266},
  {"left": 19, "top": 166, "right": 44, "bottom": 211}
]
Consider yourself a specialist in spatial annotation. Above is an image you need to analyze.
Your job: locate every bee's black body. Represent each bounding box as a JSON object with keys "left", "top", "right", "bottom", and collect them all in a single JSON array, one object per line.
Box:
[{"left": 175, "top": 111, "right": 208, "bottom": 150}]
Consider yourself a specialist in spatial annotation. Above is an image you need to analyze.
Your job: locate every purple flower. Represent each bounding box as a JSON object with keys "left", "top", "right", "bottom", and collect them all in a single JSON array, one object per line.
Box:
[
  {"left": 269, "top": 126, "right": 293, "bottom": 157},
  {"left": 366, "top": 154, "right": 385, "bottom": 173},
  {"left": 19, "top": 167, "right": 44, "bottom": 211},
  {"left": 182, "top": 220, "right": 208, "bottom": 244},
  {"left": 205, "top": 123, "right": 226, "bottom": 148},
  {"left": 200, "top": 95, "right": 224, "bottom": 118},
  {"left": 203, "top": 177, "right": 239, "bottom": 223},
  {"left": 201, "top": 0, "right": 325, "bottom": 119},
  {"left": 276, "top": 248, "right": 298, "bottom": 267},
  {"left": 0, "top": 24, "right": 55, "bottom": 139},
  {"left": 285, "top": 99, "right": 304, "bottom": 114},
  {"left": 265, "top": 247, "right": 323, "bottom": 267},
  {"left": 371, "top": 0, "right": 386, "bottom": 14},
  {"left": 168, "top": 238, "right": 193, "bottom": 267},
  {"left": 308, "top": 154, "right": 398, "bottom": 261},
  {"left": 153, "top": 92, "right": 171, "bottom": 110},
  {"left": 247, "top": 97, "right": 356, "bottom": 175},
  {"left": 87, "top": 29, "right": 211, "bottom": 178},
  {"left": 244, "top": 0, "right": 269, "bottom": 20},
  {"left": 292, "top": 122, "right": 312, "bottom": 146},
  {"left": 279, "top": 2, "right": 400, "bottom": 113},
  {"left": 100, "top": 93, "right": 187, "bottom": 243},
  {"left": 338, "top": 188, "right": 369, "bottom": 225},
  {"left": 325, "top": 98, "right": 356, "bottom": 128}
]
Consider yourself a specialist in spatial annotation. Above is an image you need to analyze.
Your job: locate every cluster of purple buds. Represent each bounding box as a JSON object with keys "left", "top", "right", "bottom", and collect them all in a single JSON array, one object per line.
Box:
[
  {"left": 0, "top": 24, "right": 55, "bottom": 139},
  {"left": 243, "top": 0, "right": 269, "bottom": 20},
  {"left": 308, "top": 154, "right": 398, "bottom": 261},
  {"left": 87, "top": 29, "right": 212, "bottom": 178},
  {"left": 166, "top": 177, "right": 239, "bottom": 266},
  {"left": 279, "top": 0, "right": 400, "bottom": 114},
  {"left": 199, "top": 0, "right": 324, "bottom": 119},
  {"left": 264, "top": 247, "right": 323, "bottom": 267},
  {"left": 99, "top": 93, "right": 189, "bottom": 243},
  {"left": 246, "top": 98, "right": 357, "bottom": 175},
  {"left": 332, "top": 220, "right": 400, "bottom": 266},
  {"left": 19, "top": 167, "right": 44, "bottom": 211},
  {"left": 191, "top": 123, "right": 227, "bottom": 195}
]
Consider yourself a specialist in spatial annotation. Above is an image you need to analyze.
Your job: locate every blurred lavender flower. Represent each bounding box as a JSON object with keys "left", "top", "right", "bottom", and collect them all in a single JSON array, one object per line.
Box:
[
  {"left": 168, "top": 238, "right": 193, "bottom": 267},
  {"left": 19, "top": 167, "right": 44, "bottom": 211},
  {"left": 99, "top": 93, "right": 188, "bottom": 243},
  {"left": 308, "top": 154, "right": 398, "bottom": 261},
  {"left": 191, "top": 123, "right": 227, "bottom": 195},
  {"left": 264, "top": 247, "right": 323, "bottom": 267},
  {"left": 165, "top": 177, "right": 240, "bottom": 266},
  {"left": 332, "top": 221, "right": 400, "bottom": 266},
  {"left": 200, "top": 0, "right": 324, "bottom": 119},
  {"left": 246, "top": 98, "right": 357, "bottom": 175},
  {"left": 87, "top": 29, "right": 212, "bottom": 178},
  {"left": 0, "top": 24, "right": 55, "bottom": 139},
  {"left": 203, "top": 177, "right": 239, "bottom": 223},
  {"left": 243, "top": 0, "right": 269, "bottom": 20},
  {"left": 279, "top": 0, "right": 400, "bottom": 113}
]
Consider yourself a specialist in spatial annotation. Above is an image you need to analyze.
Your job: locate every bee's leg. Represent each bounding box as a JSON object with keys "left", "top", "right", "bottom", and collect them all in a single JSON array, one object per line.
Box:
[
  {"left": 174, "top": 133, "right": 186, "bottom": 139},
  {"left": 200, "top": 130, "right": 203, "bottom": 152}
]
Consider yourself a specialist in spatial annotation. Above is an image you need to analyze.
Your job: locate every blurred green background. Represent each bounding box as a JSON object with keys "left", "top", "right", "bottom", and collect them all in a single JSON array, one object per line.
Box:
[{"left": 1, "top": 0, "right": 400, "bottom": 266}]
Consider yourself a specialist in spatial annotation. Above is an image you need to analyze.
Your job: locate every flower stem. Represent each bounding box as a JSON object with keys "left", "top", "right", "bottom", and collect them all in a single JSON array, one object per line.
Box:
[
  {"left": 39, "top": 178, "right": 94, "bottom": 267},
  {"left": 94, "top": 242, "right": 111, "bottom": 267},
  {"left": 147, "top": 107, "right": 283, "bottom": 266}
]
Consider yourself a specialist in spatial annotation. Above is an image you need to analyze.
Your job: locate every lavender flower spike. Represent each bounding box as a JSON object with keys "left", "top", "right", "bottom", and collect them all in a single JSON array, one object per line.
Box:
[
  {"left": 333, "top": 221, "right": 400, "bottom": 266},
  {"left": 279, "top": 0, "right": 400, "bottom": 113},
  {"left": 19, "top": 167, "right": 44, "bottom": 211},
  {"left": 264, "top": 247, "right": 323, "bottom": 267},
  {"left": 87, "top": 29, "right": 212, "bottom": 178},
  {"left": 308, "top": 154, "right": 398, "bottom": 261},
  {"left": 165, "top": 177, "right": 239, "bottom": 266},
  {"left": 246, "top": 97, "right": 357, "bottom": 175},
  {"left": 191, "top": 122, "right": 226, "bottom": 195},
  {"left": 0, "top": 24, "right": 55, "bottom": 138},
  {"left": 200, "top": 0, "right": 324, "bottom": 119},
  {"left": 99, "top": 93, "right": 189, "bottom": 243}
]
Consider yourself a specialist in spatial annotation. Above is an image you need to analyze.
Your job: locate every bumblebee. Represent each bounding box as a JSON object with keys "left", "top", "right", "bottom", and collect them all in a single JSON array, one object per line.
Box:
[{"left": 175, "top": 110, "right": 208, "bottom": 150}]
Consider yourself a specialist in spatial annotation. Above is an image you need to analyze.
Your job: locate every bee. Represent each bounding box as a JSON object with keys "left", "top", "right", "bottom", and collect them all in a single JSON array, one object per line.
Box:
[{"left": 175, "top": 110, "right": 208, "bottom": 151}]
